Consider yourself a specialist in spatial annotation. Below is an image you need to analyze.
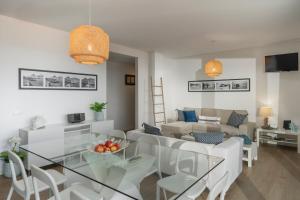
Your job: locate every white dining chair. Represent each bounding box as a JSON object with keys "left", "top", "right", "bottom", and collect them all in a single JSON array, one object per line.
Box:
[
  {"left": 31, "top": 164, "right": 101, "bottom": 200},
  {"left": 156, "top": 141, "right": 209, "bottom": 200},
  {"left": 169, "top": 171, "right": 229, "bottom": 200},
  {"left": 6, "top": 151, "right": 67, "bottom": 200},
  {"left": 135, "top": 134, "right": 166, "bottom": 199},
  {"left": 105, "top": 130, "right": 127, "bottom": 140}
]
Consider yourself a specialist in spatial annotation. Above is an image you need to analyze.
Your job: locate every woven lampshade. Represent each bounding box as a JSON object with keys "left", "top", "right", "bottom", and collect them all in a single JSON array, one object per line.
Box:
[
  {"left": 204, "top": 60, "right": 223, "bottom": 77},
  {"left": 69, "top": 25, "right": 109, "bottom": 64}
]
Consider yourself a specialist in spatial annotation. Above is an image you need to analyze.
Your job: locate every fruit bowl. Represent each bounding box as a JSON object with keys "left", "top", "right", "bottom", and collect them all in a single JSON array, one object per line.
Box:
[{"left": 91, "top": 138, "right": 128, "bottom": 154}]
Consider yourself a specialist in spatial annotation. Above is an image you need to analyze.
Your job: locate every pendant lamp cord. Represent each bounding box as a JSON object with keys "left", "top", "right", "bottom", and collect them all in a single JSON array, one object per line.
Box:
[{"left": 88, "top": 0, "right": 92, "bottom": 25}]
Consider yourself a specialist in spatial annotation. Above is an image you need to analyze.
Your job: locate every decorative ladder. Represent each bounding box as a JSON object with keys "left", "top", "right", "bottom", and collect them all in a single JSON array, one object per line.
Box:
[{"left": 151, "top": 77, "right": 167, "bottom": 126}]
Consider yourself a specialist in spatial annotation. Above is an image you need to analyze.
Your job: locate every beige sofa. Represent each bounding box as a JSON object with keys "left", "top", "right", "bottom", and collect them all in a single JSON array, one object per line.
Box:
[{"left": 161, "top": 108, "right": 256, "bottom": 139}]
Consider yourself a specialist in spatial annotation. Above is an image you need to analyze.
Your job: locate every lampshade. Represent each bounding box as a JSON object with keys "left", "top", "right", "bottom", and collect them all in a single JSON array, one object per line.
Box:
[
  {"left": 259, "top": 106, "right": 272, "bottom": 117},
  {"left": 204, "top": 60, "right": 223, "bottom": 77},
  {"left": 69, "top": 25, "right": 109, "bottom": 65}
]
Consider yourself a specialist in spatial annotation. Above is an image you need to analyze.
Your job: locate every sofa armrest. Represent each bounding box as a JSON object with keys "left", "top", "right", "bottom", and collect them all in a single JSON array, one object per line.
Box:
[
  {"left": 239, "top": 122, "right": 256, "bottom": 140},
  {"left": 209, "top": 137, "right": 243, "bottom": 192}
]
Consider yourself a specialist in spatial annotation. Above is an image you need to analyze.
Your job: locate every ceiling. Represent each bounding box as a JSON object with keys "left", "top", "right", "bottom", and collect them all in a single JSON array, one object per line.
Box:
[{"left": 0, "top": 0, "right": 300, "bottom": 57}]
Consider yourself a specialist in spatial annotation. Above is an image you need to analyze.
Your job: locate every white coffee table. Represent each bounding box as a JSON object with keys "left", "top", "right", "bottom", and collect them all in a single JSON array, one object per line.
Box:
[
  {"left": 256, "top": 128, "right": 300, "bottom": 153},
  {"left": 243, "top": 142, "right": 258, "bottom": 167}
]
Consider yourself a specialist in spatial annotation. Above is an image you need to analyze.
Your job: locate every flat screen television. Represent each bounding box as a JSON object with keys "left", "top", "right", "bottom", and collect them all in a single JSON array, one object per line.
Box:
[{"left": 265, "top": 53, "right": 298, "bottom": 72}]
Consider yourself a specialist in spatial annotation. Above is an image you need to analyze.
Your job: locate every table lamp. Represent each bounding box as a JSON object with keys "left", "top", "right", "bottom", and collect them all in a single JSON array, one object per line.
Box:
[{"left": 259, "top": 106, "right": 272, "bottom": 129}]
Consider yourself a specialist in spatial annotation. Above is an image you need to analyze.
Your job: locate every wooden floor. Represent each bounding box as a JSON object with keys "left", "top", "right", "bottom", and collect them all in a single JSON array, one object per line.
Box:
[{"left": 1, "top": 144, "right": 300, "bottom": 200}]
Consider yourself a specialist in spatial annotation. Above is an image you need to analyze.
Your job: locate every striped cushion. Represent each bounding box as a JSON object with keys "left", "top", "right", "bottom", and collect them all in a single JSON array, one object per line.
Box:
[
  {"left": 192, "top": 132, "right": 224, "bottom": 144},
  {"left": 227, "top": 111, "right": 248, "bottom": 128},
  {"left": 198, "top": 115, "right": 221, "bottom": 124}
]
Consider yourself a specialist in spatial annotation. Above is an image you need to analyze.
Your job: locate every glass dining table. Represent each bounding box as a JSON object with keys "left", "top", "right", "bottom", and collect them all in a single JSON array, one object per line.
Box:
[{"left": 20, "top": 132, "right": 224, "bottom": 200}]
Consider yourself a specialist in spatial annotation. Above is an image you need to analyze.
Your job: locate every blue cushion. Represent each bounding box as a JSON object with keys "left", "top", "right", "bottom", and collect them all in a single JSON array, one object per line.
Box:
[
  {"left": 176, "top": 109, "right": 185, "bottom": 121},
  {"left": 183, "top": 110, "right": 197, "bottom": 122},
  {"left": 142, "top": 123, "right": 161, "bottom": 135},
  {"left": 227, "top": 111, "right": 248, "bottom": 128},
  {"left": 192, "top": 132, "right": 224, "bottom": 144},
  {"left": 233, "top": 134, "right": 252, "bottom": 145}
]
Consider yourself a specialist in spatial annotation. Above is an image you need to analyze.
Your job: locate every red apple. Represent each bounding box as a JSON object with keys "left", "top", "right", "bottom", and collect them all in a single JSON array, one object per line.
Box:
[
  {"left": 105, "top": 140, "right": 113, "bottom": 148},
  {"left": 95, "top": 144, "right": 105, "bottom": 153},
  {"left": 115, "top": 143, "right": 121, "bottom": 150}
]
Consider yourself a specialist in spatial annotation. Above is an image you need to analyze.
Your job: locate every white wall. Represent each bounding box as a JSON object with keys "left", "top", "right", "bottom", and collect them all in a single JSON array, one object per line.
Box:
[
  {"left": 107, "top": 61, "right": 135, "bottom": 130},
  {"left": 212, "top": 59, "right": 256, "bottom": 122},
  {"left": 0, "top": 15, "right": 106, "bottom": 150},
  {"left": 0, "top": 15, "right": 151, "bottom": 151},
  {"left": 151, "top": 52, "right": 202, "bottom": 121}
]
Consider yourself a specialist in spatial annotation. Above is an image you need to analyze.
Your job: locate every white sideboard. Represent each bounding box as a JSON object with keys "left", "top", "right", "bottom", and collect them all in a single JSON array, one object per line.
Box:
[{"left": 20, "top": 120, "right": 114, "bottom": 170}]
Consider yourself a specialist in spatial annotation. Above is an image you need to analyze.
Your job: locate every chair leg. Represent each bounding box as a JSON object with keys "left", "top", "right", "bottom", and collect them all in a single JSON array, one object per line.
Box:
[
  {"left": 6, "top": 186, "right": 14, "bottom": 200},
  {"left": 220, "top": 191, "right": 226, "bottom": 200},
  {"left": 156, "top": 184, "right": 160, "bottom": 200},
  {"left": 157, "top": 172, "right": 167, "bottom": 200}
]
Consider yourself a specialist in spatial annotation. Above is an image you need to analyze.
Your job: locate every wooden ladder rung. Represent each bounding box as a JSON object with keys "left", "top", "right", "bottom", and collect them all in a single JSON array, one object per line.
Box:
[
  {"left": 153, "top": 85, "right": 162, "bottom": 87},
  {"left": 154, "top": 103, "right": 164, "bottom": 105},
  {"left": 154, "top": 112, "right": 165, "bottom": 114},
  {"left": 153, "top": 95, "right": 163, "bottom": 96},
  {"left": 155, "top": 121, "right": 166, "bottom": 123}
]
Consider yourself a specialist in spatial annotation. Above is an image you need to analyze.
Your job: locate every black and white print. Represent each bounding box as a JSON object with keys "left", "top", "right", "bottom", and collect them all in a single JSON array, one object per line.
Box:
[
  {"left": 202, "top": 82, "right": 215, "bottom": 91},
  {"left": 19, "top": 68, "right": 97, "bottom": 90},
  {"left": 216, "top": 81, "right": 231, "bottom": 91},
  {"left": 231, "top": 79, "right": 249, "bottom": 91},
  {"left": 188, "top": 82, "right": 202, "bottom": 91},
  {"left": 188, "top": 78, "right": 250, "bottom": 92}
]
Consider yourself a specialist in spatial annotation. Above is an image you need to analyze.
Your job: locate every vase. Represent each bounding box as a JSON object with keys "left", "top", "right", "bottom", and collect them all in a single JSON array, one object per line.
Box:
[
  {"left": 3, "top": 161, "right": 21, "bottom": 178},
  {"left": 94, "top": 112, "right": 104, "bottom": 121}
]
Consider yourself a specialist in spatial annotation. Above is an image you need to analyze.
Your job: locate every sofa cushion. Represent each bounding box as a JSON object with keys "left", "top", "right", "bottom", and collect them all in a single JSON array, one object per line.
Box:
[
  {"left": 218, "top": 109, "right": 233, "bottom": 125},
  {"left": 227, "top": 111, "right": 248, "bottom": 128},
  {"left": 184, "top": 107, "right": 202, "bottom": 119},
  {"left": 142, "top": 123, "right": 161, "bottom": 135},
  {"left": 221, "top": 125, "right": 240, "bottom": 136},
  {"left": 192, "top": 123, "right": 221, "bottom": 133},
  {"left": 198, "top": 115, "right": 221, "bottom": 124},
  {"left": 176, "top": 109, "right": 185, "bottom": 121},
  {"left": 201, "top": 108, "right": 218, "bottom": 117},
  {"left": 161, "top": 122, "right": 193, "bottom": 138},
  {"left": 183, "top": 110, "right": 198, "bottom": 122},
  {"left": 192, "top": 132, "right": 224, "bottom": 144}
]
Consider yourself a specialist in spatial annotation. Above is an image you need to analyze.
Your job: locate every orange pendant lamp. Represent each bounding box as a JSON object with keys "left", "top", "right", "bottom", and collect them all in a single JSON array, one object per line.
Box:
[
  {"left": 69, "top": 0, "right": 109, "bottom": 64},
  {"left": 204, "top": 59, "right": 223, "bottom": 77}
]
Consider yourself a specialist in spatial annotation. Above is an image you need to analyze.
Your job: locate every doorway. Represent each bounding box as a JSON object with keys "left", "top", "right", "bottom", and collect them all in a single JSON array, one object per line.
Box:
[{"left": 106, "top": 52, "right": 136, "bottom": 131}]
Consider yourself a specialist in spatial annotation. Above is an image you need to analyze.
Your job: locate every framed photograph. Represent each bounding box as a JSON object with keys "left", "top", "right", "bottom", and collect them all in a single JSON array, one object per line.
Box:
[
  {"left": 19, "top": 68, "right": 97, "bottom": 90},
  {"left": 125, "top": 74, "right": 135, "bottom": 85},
  {"left": 188, "top": 78, "right": 250, "bottom": 92}
]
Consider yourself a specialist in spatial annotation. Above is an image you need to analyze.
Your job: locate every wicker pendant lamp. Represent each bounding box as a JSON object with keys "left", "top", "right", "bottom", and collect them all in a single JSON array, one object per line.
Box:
[
  {"left": 204, "top": 59, "right": 223, "bottom": 77},
  {"left": 69, "top": 0, "right": 109, "bottom": 64}
]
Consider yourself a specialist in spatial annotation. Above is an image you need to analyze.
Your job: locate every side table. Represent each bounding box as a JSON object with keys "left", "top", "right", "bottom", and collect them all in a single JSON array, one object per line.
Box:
[
  {"left": 256, "top": 128, "right": 300, "bottom": 153},
  {"left": 243, "top": 142, "right": 258, "bottom": 167}
]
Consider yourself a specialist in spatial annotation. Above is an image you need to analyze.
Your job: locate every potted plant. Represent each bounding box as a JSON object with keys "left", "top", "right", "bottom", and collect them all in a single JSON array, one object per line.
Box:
[
  {"left": 90, "top": 102, "right": 107, "bottom": 121},
  {"left": 0, "top": 136, "right": 26, "bottom": 178}
]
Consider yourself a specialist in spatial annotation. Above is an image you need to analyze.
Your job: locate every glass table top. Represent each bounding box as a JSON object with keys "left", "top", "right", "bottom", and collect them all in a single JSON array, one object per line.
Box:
[{"left": 20, "top": 132, "right": 224, "bottom": 200}]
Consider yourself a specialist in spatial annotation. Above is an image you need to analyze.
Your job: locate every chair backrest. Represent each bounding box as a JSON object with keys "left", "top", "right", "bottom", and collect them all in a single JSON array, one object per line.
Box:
[
  {"left": 206, "top": 172, "right": 229, "bottom": 200},
  {"left": 103, "top": 130, "right": 127, "bottom": 140},
  {"left": 31, "top": 164, "right": 61, "bottom": 200},
  {"left": 176, "top": 141, "right": 209, "bottom": 176},
  {"left": 8, "top": 151, "right": 30, "bottom": 196},
  {"left": 135, "top": 134, "right": 161, "bottom": 171}
]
